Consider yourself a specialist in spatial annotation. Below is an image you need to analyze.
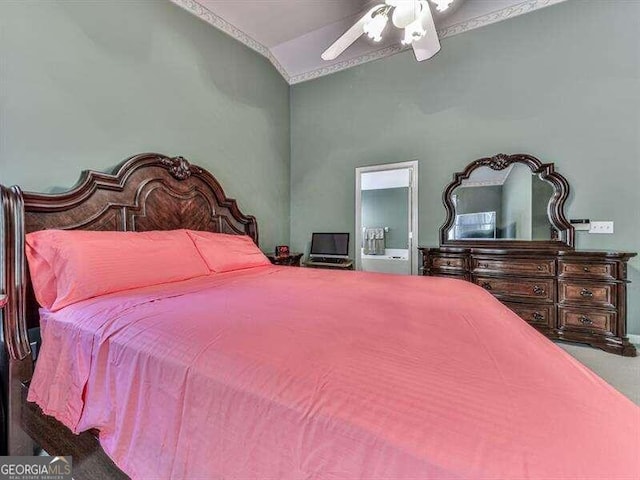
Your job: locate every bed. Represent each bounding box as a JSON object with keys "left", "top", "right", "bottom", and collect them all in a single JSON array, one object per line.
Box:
[{"left": 0, "top": 153, "right": 638, "bottom": 479}]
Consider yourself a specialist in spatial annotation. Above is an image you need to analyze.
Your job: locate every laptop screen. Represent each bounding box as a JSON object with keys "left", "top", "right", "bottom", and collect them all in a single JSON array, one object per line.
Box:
[{"left": 310, "top": 233, "right": 349, "bottom": 258}]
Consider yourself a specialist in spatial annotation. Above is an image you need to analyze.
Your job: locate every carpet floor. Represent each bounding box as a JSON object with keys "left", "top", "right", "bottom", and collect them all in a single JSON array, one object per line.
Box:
[{"left": 558, "top": 342, "right": 640, "bottom": 405}]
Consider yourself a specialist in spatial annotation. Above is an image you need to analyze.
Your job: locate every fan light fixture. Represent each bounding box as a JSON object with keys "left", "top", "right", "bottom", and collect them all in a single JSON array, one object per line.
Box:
[
  {"left": 402, "top": 17, "right": 427, "bottom": 45},
  {"left": 322, "top": 0, "right": 450, "bottom": 63},
  {"left": 363, "top": 7, "right": 391, "bottom": 42},
  {"left": 363, "top": 1, "right": 449, "bottom": 46},
  {"left": 431, "top": 0, "right": 454, "bottom": 12}
]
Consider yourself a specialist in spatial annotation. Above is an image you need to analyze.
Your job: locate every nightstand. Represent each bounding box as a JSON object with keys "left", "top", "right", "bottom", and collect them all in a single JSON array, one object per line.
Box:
[{"left": 266, "top": 253, "right": 303, "bottom": 267}]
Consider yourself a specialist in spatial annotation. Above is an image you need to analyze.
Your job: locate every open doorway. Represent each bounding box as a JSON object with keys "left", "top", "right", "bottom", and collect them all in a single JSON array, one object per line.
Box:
[{"left": 355, "top": 161, "right": 419, "bottom": 275}]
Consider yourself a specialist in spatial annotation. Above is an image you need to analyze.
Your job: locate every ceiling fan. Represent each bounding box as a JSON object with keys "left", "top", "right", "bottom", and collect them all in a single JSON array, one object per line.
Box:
[{"left": 322, "top": 0, "right": 453, "bottom": 62}]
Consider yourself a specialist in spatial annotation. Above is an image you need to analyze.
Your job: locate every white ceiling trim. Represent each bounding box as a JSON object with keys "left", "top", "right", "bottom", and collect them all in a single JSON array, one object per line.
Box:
[
  {"left": 171, "top": 0, "right": 291, "bottom": 83},
  {"left": 461, "top": 165, "right": 515, "bottom": 187},
  {"left": 171, "top": 0, "right": 567, "bottom": 85},
  {"left": 437, "top": 0, "right": 567, "bottom": 37},
  {"left": 289, "top": 43, "right": 407, "bottom": 85}
]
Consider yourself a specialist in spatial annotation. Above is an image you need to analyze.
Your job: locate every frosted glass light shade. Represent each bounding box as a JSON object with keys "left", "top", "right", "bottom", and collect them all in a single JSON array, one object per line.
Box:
[
  {"left": 430, "top": 0, "right": 453, "bottom": 12},
  {"left": 401, "top": 18, "right": 427, "bottom": 45},
  {"left": 364, "top": 12, "right": 389, "bottom": 42}
]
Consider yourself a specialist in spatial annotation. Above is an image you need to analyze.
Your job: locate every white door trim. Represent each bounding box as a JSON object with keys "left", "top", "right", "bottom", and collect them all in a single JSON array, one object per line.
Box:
[{"left": 355, "top": 160, "right": 419, "bottom": 275}]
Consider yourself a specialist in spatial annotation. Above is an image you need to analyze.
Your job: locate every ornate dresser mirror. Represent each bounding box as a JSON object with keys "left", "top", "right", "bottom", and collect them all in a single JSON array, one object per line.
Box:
[
  {"left": 440, "top": 154, "right": 574, "bottom": 248},
  {"left": 419, "top": 153, "right": 636, "bottom": 356}
]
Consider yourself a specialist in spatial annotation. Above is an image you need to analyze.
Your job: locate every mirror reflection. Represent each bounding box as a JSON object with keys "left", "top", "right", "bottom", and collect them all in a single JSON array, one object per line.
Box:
[{"left": 448, "top": 163, "right": 556, "bottom": 241}]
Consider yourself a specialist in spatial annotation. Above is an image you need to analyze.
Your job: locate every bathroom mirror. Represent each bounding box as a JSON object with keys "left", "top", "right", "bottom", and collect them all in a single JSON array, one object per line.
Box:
[{"left": 440, "top": 154, "right": 574, "bottom": 248}]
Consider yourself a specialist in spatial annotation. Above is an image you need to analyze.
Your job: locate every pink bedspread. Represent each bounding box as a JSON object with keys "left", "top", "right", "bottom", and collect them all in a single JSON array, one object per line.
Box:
[{"left": 29, "top": 266, "right": 639, "bottom": 479}]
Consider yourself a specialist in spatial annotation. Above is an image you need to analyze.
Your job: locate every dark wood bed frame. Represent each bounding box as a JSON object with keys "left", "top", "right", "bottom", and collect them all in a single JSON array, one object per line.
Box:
[{"left": 0, "top": 153, "right": 259, "bottom": 478}]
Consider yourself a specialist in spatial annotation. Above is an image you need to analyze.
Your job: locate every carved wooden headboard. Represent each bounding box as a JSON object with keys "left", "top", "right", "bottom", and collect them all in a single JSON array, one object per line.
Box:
[
  {"left": 23, "top": 153, "right": 258, "bottom": 239},
  {"left": 0, "top": 153, "right": 260, "bottom": 455},
  {"left": 1, "top": 153, "right": 258, "bottom": 361}
]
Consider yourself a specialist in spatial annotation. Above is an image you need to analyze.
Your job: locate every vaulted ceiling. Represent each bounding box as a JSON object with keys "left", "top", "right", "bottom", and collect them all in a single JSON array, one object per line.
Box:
[{"left": 171, "top": 0, "right": 567, "bottom": 84}]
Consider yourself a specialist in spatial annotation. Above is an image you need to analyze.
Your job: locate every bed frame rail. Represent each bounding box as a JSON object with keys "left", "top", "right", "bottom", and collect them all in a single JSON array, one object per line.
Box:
[{"left": 1, "top": 184, "right": 35, "bottom": 455}]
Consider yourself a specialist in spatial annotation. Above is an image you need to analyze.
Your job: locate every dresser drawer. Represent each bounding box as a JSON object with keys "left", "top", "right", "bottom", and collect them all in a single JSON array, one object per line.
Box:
[
  {"left": 430, "top": 272, "right": 468, "bottom": 281},
  {"left": 559, "top": 261, "right": 615, "bottom": 280},
  {"left": 504, "top": 302, "right": 555, "bottom": 329},
  {"left": 474, "top": 276, "right": 554, "bottom": 302},
  {"left": 430, "top": 255, "right": 465, "bottom": 271},
  {"left": 559, "top": 282, "right": 616, "bottom": 309},
  {"left": 558, "top": 307, "right": 616, "bottom": 336},
  {"left": 472, "top": 257, "right": 555, "bottom": 276}
]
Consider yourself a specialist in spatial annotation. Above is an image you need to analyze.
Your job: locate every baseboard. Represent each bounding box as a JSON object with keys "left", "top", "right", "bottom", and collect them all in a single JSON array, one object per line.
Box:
[{"left": 628, "top": 334, "right": 640, "bottom": 345}]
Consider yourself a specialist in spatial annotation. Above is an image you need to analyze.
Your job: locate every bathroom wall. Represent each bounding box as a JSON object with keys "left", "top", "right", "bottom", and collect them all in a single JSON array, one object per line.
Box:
[{"left": 361, "top": 188, "right": 409, "bottom": 250}]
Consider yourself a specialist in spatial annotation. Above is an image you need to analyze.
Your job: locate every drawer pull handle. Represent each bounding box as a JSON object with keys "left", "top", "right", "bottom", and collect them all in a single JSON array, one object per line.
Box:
[
  {"left": 533, "top": 285, "right": 546, "bottom": 296},
  {"left": 580, "top": 288, "right": 593, "bottom": 298},
  {"left": 579, "top": 316, "right": 593, "bottom": 325},
  {"left": 532, "top": 312, "right": 544, "bottom": 321},
  {"left": 481, "top": 263, "right": 489, "bottom": 269},
  {"left": 537, "top": 265, "right": 543, "bottom": 271},
  {"left": 481, "top": 282, "right": 492, "bottom": 291},
  {"left": 446, "top": 261, "right": 452, "bottom": 266},
  {"left": 583, "top": 266, "right": 590, "bottom": 273}
]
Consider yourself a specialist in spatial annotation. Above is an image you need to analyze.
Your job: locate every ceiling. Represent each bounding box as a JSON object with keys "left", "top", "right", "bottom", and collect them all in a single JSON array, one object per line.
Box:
[
  {"left": 461, "top": 164, "right": 515, "bottom": 187},
  {"left": 170, "top": 0, "right": 567, "bottom": 84}
]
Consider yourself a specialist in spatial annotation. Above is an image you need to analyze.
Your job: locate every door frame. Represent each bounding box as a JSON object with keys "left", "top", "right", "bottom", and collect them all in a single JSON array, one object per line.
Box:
[{"left": 355, "top": 160, "right": 419, "bottom": 275}]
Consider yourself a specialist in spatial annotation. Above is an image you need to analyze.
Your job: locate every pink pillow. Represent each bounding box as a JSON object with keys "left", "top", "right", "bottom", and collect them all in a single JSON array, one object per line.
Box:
[
  {"left": 26, "top": 229, "right": 210, "bottom": 311},
  {"left": 186, "top": 231, "right": 270, "bottom": 273}
]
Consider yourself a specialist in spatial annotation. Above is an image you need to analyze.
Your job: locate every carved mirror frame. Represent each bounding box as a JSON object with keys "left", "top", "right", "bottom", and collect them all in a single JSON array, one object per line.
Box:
[{"left": 439, "top": 153, "right": 575, "bottom": 249}]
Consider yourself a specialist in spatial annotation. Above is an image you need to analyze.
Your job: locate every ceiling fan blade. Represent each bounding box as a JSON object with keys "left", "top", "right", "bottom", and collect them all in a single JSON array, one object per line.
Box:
[
  {"left": 411, "top": 1, "right": 440, "bottom": 61},
  {"left": 321, "top": 4, "right": 385, "bottom": 61}
]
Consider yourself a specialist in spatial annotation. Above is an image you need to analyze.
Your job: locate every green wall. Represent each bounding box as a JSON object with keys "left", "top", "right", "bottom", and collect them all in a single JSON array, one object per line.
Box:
[
  {"left": 2, "top": 0, "right": 639, "bottom": 334},
  {"left": 290, "top": 0, "right": 640, "bottom": 334},
  {"left": 502, "top": 165, "right": 532, "bottom": 240},
  {"left": 0, "top": 0, "right": 290, "bottom": 252},
  {"left": 361, "top": 188, "right": 409, "bottom": 249},
  {"left": 455, "top": 186, "right": 502, "bottom": 229},
  {"left": 532, "top": 176, "right": 555, "bottom": 241}
]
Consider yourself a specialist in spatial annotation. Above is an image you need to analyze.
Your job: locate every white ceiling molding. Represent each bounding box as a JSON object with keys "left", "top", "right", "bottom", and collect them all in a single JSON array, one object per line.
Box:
[
  {"left": 171, "top": 0, "right": 291, "bottom": 83},
  {"left": 461, "top": 165, "right": 515, "bottom": 187},
  {"left": 436, "top": 0, "right": 567, "bottom": 38},
  {"left": 289, "top": 43, "right": 407, "bottom": 85},
  {"left": 171, "top": 0, "right": 568, "bottom": 85}
]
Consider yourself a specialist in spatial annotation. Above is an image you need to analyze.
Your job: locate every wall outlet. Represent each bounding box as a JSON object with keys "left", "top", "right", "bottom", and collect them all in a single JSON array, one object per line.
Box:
[{"left": 589, "top": 221, "right": 614, "bottom": 234}]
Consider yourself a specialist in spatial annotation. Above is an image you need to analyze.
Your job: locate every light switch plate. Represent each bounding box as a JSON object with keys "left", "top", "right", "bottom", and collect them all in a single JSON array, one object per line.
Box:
[{"left": 589, "top": 221, "right": 614, "bottom": 234}]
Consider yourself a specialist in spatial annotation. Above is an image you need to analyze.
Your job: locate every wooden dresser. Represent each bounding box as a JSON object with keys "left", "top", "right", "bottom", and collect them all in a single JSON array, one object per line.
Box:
[{"left": 419, "top": 247, "right": 637, "bottom": 356}]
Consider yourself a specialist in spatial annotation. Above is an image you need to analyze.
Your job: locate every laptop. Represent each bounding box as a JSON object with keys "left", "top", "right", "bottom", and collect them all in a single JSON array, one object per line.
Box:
[{"left": 309, "top": 233, "right": 349, "bottom": 263}]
